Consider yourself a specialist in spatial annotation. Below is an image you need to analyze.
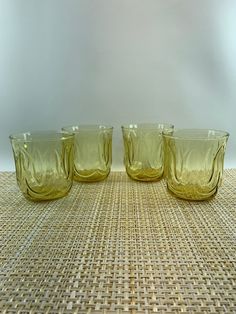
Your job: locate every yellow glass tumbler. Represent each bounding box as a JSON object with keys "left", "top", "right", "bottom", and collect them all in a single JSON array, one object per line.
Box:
[
  {"left": 163, "top": 129, "right": 229, "bottom": 200},
  {"left": 10, "top": 131, "right": 74, "bottom": 201},
  {"left": 122, "top": 123, "right": 174, "bottom": 181},
  {"left": 62, "top": 125, "right": 113, "bottom": 182}
]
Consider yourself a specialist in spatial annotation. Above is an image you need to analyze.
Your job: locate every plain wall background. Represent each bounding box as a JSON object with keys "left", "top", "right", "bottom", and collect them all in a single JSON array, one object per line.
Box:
[{"left": 0, "top": 0, "right": 235, "bottom": 171}]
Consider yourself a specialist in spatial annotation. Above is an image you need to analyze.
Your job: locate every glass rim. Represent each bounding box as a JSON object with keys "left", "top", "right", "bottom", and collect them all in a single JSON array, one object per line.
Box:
[
  {"left": 121, "top": 123, "right": 174, "bottom": 130},
  {"left": 62, "top": 124, "right": 113, "bottom": 132},
  {"left": 9, "top": 130, "right": 74, "bottom": 142},
  {"left": 163, "top": 128, "right": 230, "bottom": 140}
]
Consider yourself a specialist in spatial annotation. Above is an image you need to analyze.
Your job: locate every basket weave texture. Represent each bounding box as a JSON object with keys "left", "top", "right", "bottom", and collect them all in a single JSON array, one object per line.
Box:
[{"left": 0, "top": 170, "right": 236, "bottom": 313}]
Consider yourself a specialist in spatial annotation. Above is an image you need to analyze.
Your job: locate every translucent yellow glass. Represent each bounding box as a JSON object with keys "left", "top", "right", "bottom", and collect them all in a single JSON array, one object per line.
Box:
[
  {"left": 10, "top": 131, "right": 74, "bottom": 201},
  {"left": 122, "top": 123, "right": 174, "bottom": 181},
  {"left": 163, "top": 129, "right": 229, "bottom": 200},
  {"left": 62, "top": 125, "right": 113, "bottom": 182}
]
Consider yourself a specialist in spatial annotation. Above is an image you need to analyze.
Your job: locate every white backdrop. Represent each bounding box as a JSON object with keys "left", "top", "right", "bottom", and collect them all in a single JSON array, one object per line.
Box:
[{"left": 0, "top": 0, "right": 235, "bottom": 170}]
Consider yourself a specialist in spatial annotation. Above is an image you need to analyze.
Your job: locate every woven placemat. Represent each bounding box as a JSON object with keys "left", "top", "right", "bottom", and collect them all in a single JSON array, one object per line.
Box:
[{"left": 0, "top": 170, "right": 235, "bottom": 313}]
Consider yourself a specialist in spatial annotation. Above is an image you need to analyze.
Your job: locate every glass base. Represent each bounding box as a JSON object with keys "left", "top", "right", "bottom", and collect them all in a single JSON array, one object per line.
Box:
[
  {"left": 74, "top": 169, "right": 110, "bottom": 182},
  {"left": 126, "top": 167, "right": 163, "bottom": 182},
  {"left": 167, "top": 183, "right": 218, "bottom": 201}
]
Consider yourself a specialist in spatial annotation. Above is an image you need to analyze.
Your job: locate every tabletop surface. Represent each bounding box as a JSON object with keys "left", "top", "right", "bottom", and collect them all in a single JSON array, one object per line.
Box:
[{"left": 0, "top": 170, "right": 236, "bottom": 313}]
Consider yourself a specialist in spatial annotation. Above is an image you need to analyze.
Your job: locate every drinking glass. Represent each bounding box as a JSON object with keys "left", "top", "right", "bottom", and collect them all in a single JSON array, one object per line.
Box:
[
  {"left": 122, "top": 123, "right": 174, "bottom": 181},
  {"left": 10, "top": 131, "right": 74, "bottom": 201},
  {"left": 163, "top": 129, "right": 229, "bottom": 200},
  {"left": 62, "top": 125, "right": 113, "bottom": 182}
]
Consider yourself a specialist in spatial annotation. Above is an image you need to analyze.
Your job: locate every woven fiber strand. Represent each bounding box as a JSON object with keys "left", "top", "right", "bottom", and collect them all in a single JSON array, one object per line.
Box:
[{"left": 0, "top": 170, "right": 235, "bottom": 313}]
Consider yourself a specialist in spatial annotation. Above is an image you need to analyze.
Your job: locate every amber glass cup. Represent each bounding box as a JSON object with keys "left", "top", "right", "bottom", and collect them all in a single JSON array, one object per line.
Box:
[
  {"left": 122, "top": 123, "right": 174, "bottom": 181},
  {"left": 10, "top": 131, "right": 74, "bottom": 201},
  {"left": 62, "top": 125, "right": 113, "bottom": 182},
  {"left": 163, "top": 129, "right": 229, "bottom": 200}
]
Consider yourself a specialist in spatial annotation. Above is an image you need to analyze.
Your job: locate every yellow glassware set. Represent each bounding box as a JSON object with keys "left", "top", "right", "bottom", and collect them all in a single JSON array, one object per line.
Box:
[{"left": 9, "top": 124, "right": 229, "bottom": 202}]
